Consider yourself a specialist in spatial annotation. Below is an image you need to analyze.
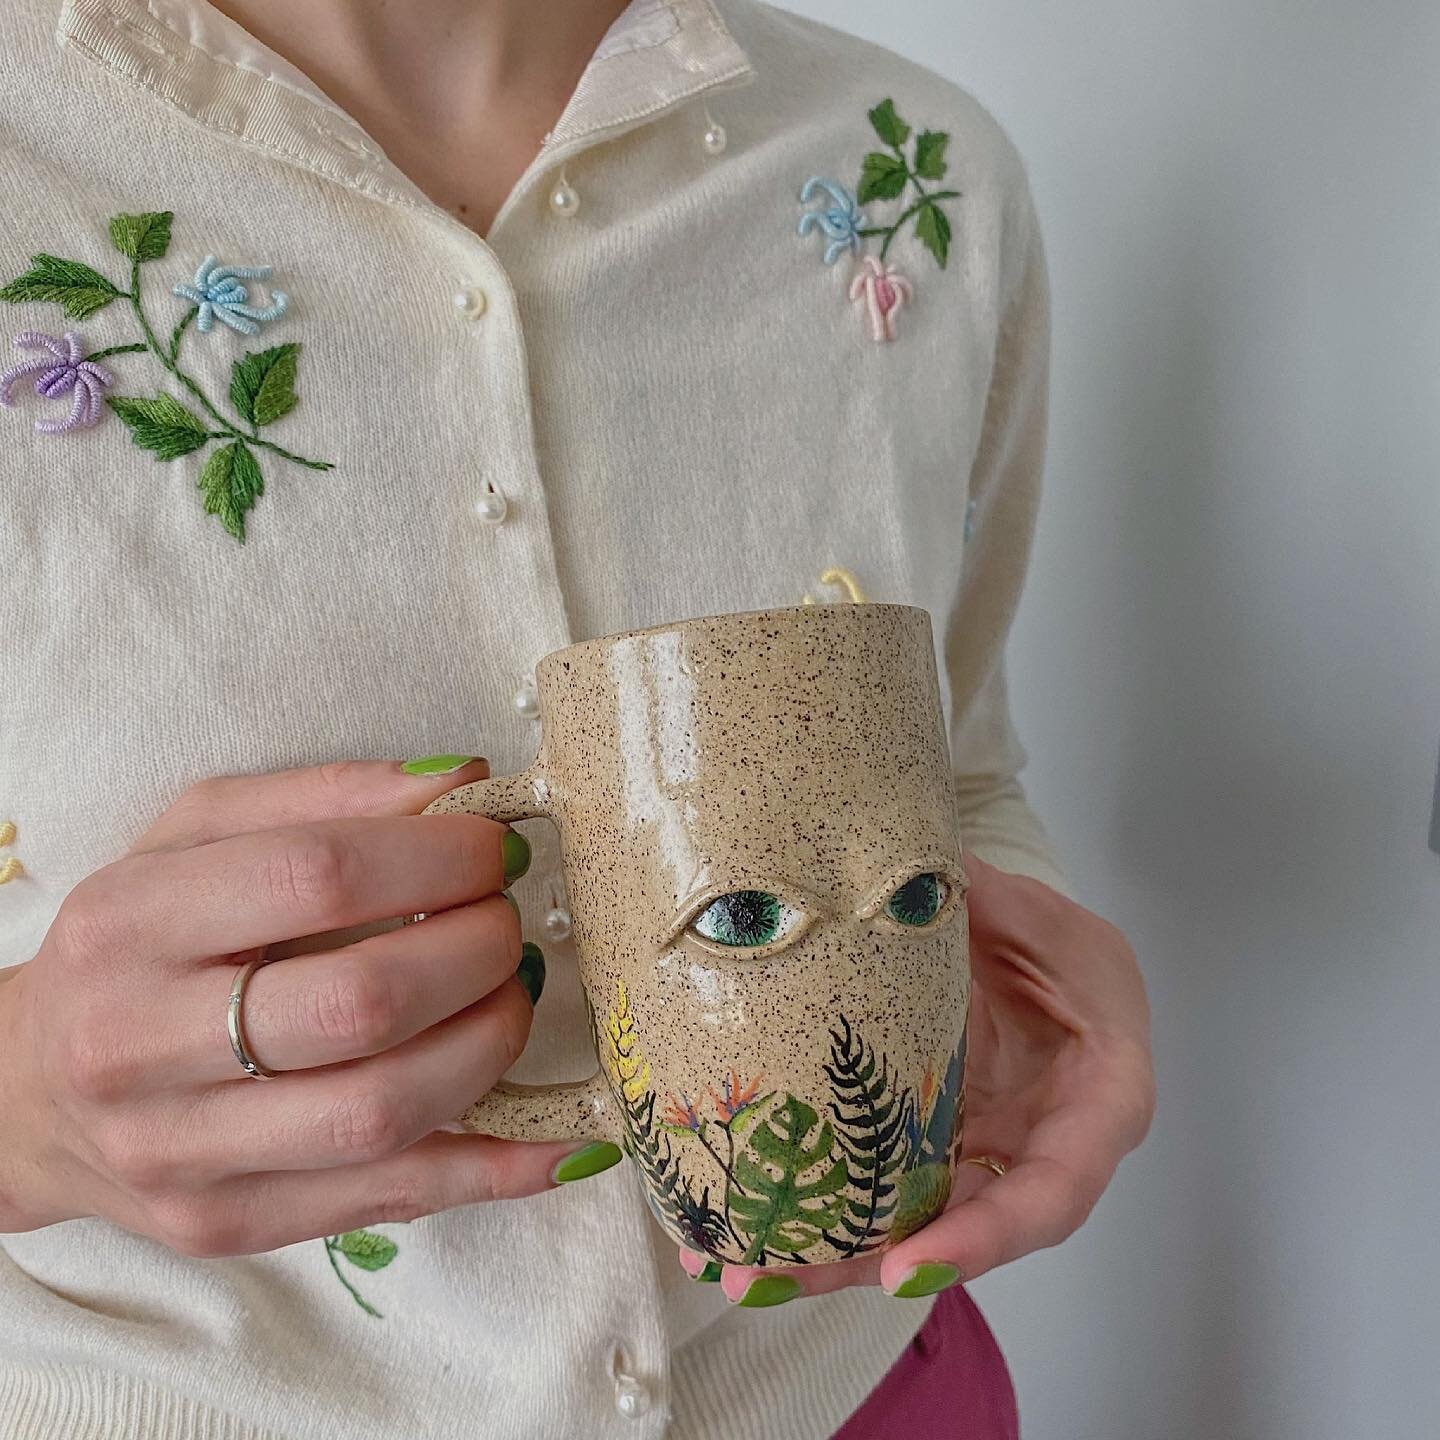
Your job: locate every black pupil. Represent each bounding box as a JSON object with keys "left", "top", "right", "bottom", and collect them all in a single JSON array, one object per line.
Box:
[{"left": 709, "top": 890, "right": 781, "bottom": 946}]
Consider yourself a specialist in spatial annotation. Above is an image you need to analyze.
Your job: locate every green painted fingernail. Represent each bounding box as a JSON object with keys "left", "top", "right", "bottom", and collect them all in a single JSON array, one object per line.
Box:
[
  {"left": 501, "top": 830, "right": 531, "bottom": 884},
  {"left": 695, "top": 1260, "right": 723, "bottom": 1283},
  {"left": 552, "top": 1140, "right": 622, "bottom": 1184},
  {"left": 400, "top": 754, "right": 479, "bottom": 775},
  {"left": 736, "top": 1275, "right": 801, "bottom": 1308},
  {"left": 516, "top": 942, "right": 545, "bottom": 1005},
  {"left": 890, "top": 1262, "right": 961, "bottom": 1299}
]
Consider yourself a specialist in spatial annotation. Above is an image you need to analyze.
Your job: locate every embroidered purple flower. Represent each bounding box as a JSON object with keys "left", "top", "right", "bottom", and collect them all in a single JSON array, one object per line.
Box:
[
  {"left": 0, "top": 331, "right": 113, "bottom": 433},
  {"left": 798, "top": 177, "right": 868, "bottom": 265},
  {"left": 849, "top": 256, "right": 913, "bottom": 343},
  {"left": 173, "top": 256, "right": 288, "bottom": 336}
]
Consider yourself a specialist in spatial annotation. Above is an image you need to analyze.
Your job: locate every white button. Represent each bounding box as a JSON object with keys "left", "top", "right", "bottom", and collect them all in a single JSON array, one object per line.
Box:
[
  {"left": 703, "top": 122, "right": 728, "bottom": 156},
  {"left": 453, "top": 286, "right": 487, "bottom": 320},
  {"left": 549, "top": 179, "right": 580, "bottom": 218},
  {"left": 614, "top": 1374, "right": 652, "bottom": 1419},
  {"left": 474, "top": 485, "right": 508, "bottom": 526},
  {"left": 512, "top": 679, "right": 540, "bottom": 719},
  {"left": 542, "top": 905, "right": 572, "bottom": 942},
  {"left": 609, "top": 1345, "right": 652, "bottom": 1419}
]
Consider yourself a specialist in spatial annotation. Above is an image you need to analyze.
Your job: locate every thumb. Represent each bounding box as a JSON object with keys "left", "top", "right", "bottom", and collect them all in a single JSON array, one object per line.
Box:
[{"left": 130, "top": 756, "right": 491, "bottom": 855}]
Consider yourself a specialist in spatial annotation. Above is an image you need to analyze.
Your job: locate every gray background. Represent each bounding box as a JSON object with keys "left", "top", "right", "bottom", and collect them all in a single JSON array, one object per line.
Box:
[{"left": 779, "top": 2, "right": 1440, "bottom": 1436}]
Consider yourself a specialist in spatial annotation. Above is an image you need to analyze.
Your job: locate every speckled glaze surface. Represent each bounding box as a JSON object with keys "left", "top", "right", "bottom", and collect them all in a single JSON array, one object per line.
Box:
[{"left": 425, "top": 604, "right": 970, "bottom": 1263}]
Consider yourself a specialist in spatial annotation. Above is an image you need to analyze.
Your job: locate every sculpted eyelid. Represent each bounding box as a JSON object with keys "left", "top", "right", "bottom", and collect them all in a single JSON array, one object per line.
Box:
[
  {"left": 663, "top": 879, "right": 825, "bottom": 945},
  {"left": 856, "top": 857, "right": 964, "bottom": 918}
]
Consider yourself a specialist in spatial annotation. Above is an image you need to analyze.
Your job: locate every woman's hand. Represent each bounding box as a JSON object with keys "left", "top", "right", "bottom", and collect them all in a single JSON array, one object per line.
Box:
[
  {"left": 0, "top": 759, "right": 612, "bottom": 1254},
  {"left": 676, "top": 852, "right": 1156, "bottom": 1304}
]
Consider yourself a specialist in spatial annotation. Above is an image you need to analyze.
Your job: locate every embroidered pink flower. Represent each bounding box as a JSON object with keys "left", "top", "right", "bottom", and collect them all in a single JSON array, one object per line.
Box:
[
  {"left": 0, "top": 331, "right": 113, "bottom": 433},
  {"left": 848, "top": 256, "right": 913, "bottom": 343}
]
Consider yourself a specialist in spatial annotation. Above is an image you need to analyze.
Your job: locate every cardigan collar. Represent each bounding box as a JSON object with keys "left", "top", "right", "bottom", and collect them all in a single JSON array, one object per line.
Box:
[{"left": 55, "top": 0, "right": 755, "bottom": 210}]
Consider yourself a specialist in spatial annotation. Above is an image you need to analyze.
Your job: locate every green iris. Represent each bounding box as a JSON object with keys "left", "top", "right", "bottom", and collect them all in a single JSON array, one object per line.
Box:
[
  {"left": 885, "top": 873, "right": 947, "bottom": 928},
  {"left": 693, "top": 890, "right": 783, "bottom": 947}
]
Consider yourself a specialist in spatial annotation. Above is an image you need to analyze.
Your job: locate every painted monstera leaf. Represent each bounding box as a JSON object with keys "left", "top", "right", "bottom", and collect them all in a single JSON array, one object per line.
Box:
[{"left": 729, "top": 1095, "right": 849, "bottom": 1264}]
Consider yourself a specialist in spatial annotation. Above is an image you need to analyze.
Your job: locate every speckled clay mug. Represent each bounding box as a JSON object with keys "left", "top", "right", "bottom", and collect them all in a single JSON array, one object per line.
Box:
[{"left": 424, "top": 603, "right": 971, "bottom": 1264}]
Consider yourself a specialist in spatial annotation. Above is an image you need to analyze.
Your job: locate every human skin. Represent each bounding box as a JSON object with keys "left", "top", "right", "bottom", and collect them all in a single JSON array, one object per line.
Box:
[
  {"left": 207, "top": 0, "right": 631, "bottom": 236},
  {"left": 677, "top": 854, "right": 1157, "bottom": 1302},
  {"left": 0, "top": 761, "right": 620, "bottom": 1252}
]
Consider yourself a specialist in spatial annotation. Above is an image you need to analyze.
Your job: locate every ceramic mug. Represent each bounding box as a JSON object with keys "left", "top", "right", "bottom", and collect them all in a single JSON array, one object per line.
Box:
[{"left": 424, "top": 603, "right": 971, "bottom": 1264}]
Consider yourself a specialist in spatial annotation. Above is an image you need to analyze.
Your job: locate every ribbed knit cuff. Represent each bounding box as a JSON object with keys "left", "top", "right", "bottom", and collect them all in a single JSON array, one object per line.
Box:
[
  {"left": 0, "top": 1363, "right": 284, "bottom": 1440},
  {"left": 668, "top": 1288, "right": 933, "bottom": 1440}
]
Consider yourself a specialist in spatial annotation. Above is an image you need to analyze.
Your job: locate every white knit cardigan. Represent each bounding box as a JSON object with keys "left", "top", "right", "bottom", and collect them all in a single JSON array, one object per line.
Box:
[{"left": 0, "top": 0, "right": 1070, "bottom": 1435}]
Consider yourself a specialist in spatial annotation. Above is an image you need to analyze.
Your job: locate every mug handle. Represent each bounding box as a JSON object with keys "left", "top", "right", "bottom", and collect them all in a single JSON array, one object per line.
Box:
[{"left": 421, "top": 769, "right": 620, "bottom": 1146}]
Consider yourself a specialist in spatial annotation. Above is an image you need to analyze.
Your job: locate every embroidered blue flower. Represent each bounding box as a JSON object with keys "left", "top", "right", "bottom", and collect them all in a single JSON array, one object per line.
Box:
[
  {"left": 797, "top": 177, "right": 868, "bottom": 265},
  {"left": 173, "top": 256, "right": 288, "bottom": 336}
]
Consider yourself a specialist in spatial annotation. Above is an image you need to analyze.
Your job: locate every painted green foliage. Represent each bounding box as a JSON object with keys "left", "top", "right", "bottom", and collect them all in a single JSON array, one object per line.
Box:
[
  {"left": 729, "top": 1096, "right": 849, "bottom": 1265},
  {"left": 0, "top": 210, "right": 331, "bottom": 541},
  {"left": 825, "top": 1014, "right": 915, "bottom": 1256},
  {"left": 855, "top": 98, "right": 961, "bottom": 268},
  {"left": 601, "top": 982, "right": 966, "bottom": 1265}
]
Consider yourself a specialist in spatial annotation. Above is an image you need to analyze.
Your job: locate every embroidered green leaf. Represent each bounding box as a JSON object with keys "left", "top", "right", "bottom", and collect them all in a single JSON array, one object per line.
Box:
[
  {"left": 230, "top": 343, "right": 300, "bottom": 428},
  {"left": 332, "top": 1229, "right": 398, "bottom": 1272},
  {"left": 913, "top": 129, "right": 949, "bottom": 181},
  {"left": 198, "top": 440, "right": 264, "bottom": 542},
  {"left": 867, "top": 97, "right": 910, "bottom": 148},
  {"left": 108, "top": 393, "right": 210, "bottom": 459},
  {"left": 858, "top": 152, "right": 909, "bottom": 204},
  {"left": 0, "top": 255, "right": 122, "bottom": 320},
  {"left": 915, "top": 200, "right": 952, "bottom": 268},
  {"left": 108, "top": 211, "right": 174, "bottom": 263}
]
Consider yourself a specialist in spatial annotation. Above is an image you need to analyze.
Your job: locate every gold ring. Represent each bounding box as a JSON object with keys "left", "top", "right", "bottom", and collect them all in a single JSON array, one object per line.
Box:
[
  {"left": 962, "top": 1153, "right": 1008, "bottom": 1178},
  {"left": 227, "top": 957, "right": 277, "bottom": 1080}
]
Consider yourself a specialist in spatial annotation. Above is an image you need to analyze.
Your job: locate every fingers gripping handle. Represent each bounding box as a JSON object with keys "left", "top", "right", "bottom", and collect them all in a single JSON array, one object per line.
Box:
[{"left": 422, "top": 769, "right": 619, "bottom": 1146}]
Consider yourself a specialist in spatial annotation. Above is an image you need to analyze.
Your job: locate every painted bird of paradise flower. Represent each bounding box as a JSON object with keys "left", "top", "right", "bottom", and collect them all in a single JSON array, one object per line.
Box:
[
  {"left": 710, "top": 1069, "right": 766, "bottom": 1126},
  {"left": 662, "top": 1092, "right": 704, "bottom": 1133}
]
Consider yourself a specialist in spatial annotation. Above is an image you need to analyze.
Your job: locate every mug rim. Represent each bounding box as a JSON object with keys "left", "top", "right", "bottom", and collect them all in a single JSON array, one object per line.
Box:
[{"left": 536, "top": 601, "right": 932, "bottom": 678}]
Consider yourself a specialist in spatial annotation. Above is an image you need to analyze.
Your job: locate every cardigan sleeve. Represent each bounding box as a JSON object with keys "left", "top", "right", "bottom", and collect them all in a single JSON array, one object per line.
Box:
[{"left": 944, "top": 160, "right": 1074, "bottom": 900}]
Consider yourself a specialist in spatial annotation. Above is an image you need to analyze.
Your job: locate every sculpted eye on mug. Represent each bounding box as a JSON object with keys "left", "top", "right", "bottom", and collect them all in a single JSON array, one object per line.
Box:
[
  {"left": 688, "top": 889, "right": 809, "bottom": 952},
  {"left": 884, "top": 872, "right": 950, "bottom": 928}
]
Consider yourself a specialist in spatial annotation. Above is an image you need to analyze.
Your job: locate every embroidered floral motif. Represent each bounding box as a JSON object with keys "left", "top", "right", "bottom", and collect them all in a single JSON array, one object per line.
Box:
[
  {"left": 323, "top": 1229, "right": 399, "bottom": 1319},
  {"left": 173, "top": 256, "right": 288, "bottom": 337},
  {"left": 794, "top": 99, "right": 960, "bottom": 342},
  {"left": 797, "top": 177, "right": 868, "bottom": 265},
  {"left": 0, "top": 332, "right": 113, "bottom": 433},
  {"left": 0, "top": 820, "right": 22, "bottom": 887},
  {"left": 849, "top": 256, "right": 913, "bottom": 343},
  {"left": 801, "top": 566, "right": 869, "bottom": 605},
  {"left": 0, "top": 211, "right": 332, "bottom": 542},
  {"left": 854, "top": 99, "right": 961, "bottom": 269}
]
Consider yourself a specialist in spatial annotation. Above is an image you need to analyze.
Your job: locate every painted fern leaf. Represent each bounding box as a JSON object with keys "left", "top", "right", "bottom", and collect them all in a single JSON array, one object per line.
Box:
[{"left": 824, "top": 1014, "right": 915, "bottom": 1255}]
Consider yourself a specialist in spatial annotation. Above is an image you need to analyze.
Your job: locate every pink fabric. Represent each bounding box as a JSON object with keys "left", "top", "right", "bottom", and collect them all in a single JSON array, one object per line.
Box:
[{"left": 830, "top": 1285, "right": 1020, "bottom": 1439}]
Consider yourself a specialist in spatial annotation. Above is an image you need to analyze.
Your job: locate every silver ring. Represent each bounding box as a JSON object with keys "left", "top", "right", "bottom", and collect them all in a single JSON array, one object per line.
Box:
[{"left": 227, "top": 957, "right": 277, "bottom": 1080}]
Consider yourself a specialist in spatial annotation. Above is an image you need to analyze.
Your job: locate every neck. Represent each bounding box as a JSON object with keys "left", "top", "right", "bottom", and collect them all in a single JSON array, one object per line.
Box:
[{"left": 207, "top": 0, "right": 631, "bottom": 233}]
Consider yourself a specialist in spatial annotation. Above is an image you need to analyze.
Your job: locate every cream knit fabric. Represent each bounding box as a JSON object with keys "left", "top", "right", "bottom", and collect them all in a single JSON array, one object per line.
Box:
[{"left": 0, "top": 0, "right": 1070, "bottom": 1435}]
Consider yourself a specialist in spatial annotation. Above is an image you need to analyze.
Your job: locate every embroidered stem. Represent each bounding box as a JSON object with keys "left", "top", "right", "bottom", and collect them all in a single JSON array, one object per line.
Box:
[
  {"left": 86, "top": 342, "right": 148, "bottom": 362},
  {"left": 127, "top": 262, "right": 331, "bottom": 472},
  {"left": 323, "top": 1237, "right": 383, "bottom": 1318},
  {"left": 167, "top": 306, "right": 196, "bottom": 362},
  {"left": 859, "top": 183, "right": 961, "bottom": 259}
]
